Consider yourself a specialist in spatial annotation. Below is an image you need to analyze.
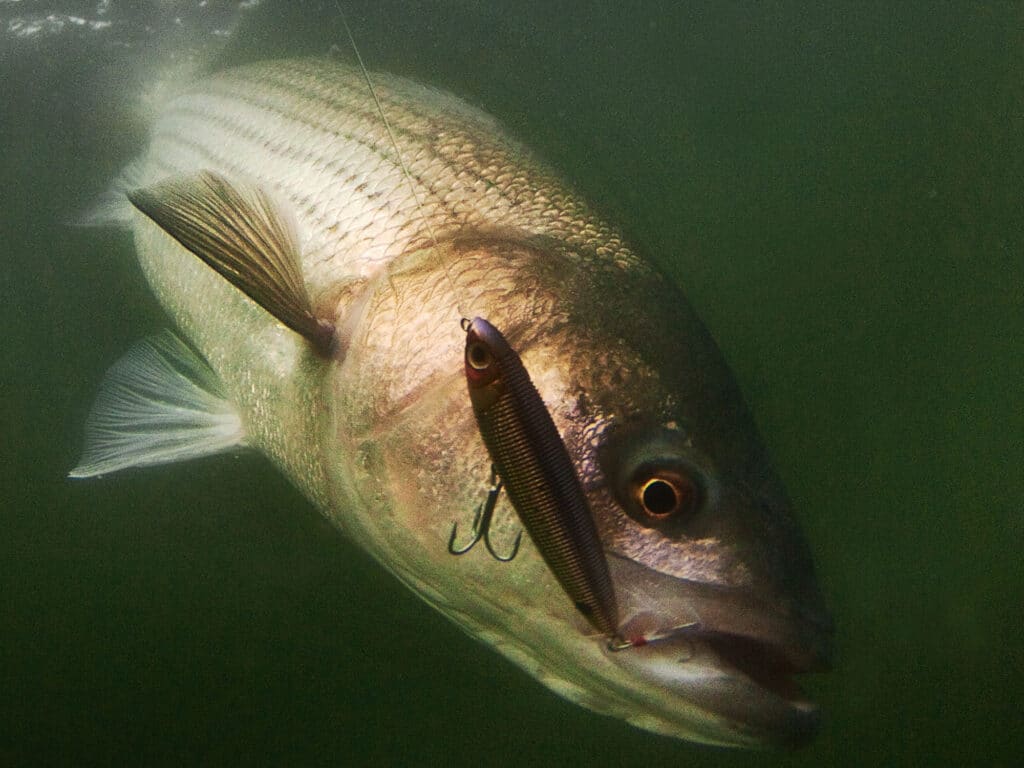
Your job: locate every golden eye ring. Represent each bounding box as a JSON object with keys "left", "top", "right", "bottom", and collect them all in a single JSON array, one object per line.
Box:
[
  {"left": 639, "top": 477, "right": 679, "bottom": 516},
  {"left": 634, "top": 471, "right": 699, "bottom": 520}
]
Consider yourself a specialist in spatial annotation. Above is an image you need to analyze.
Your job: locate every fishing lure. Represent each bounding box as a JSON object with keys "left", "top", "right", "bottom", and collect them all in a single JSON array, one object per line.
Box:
[
  {"left": 341, "top": 8, "right": 620, "bottom": 642},
  {"left": 448, "top": 466, "right": 522, "bottom": 562},
  {"left": 458, "top": 317, "right": 620, "bottom": 637}
]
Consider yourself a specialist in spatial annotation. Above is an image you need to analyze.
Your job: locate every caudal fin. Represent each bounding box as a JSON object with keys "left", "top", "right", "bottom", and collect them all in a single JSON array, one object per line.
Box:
[
  {"left": 74, "top": 158, "right": 149, "bottom": 229},
  {"left": 1, "top": 2, "right": 264, "bottom": 228}
]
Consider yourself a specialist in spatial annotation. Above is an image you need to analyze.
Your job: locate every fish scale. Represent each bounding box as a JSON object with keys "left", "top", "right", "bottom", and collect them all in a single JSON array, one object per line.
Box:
[{"left": 137, "top": 58, "right": 636, "bottom": 294}]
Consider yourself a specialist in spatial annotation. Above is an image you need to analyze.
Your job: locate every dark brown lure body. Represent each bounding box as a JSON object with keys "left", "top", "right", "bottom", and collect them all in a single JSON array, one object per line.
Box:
[{"left": 463, "top": 317, "right": 619, "bottom": 636}]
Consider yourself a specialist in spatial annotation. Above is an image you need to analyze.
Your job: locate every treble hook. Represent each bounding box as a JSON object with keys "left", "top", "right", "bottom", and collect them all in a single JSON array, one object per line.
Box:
[{"left": 448, "top": 467, "right": 523, "bottom": 562}]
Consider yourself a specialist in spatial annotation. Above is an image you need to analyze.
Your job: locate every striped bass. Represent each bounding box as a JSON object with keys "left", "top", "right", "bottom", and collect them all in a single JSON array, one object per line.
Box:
[{"left": 72, "top": 57, "right": 832, "bottom": 748}]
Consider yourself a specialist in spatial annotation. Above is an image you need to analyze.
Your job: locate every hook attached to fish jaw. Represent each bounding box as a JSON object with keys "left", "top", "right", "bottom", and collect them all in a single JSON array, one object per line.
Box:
[
  {"left": 447, "top": 466, "right": 523, "bottom": 562},
  {"left": 605, "top": 619, "right": 703, "bottom": 652}
]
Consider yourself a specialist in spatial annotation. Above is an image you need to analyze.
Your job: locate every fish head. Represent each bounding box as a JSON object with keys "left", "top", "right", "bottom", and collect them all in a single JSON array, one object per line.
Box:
[{"left": 327, "top": 234, "right": 832, "bottom": 748}]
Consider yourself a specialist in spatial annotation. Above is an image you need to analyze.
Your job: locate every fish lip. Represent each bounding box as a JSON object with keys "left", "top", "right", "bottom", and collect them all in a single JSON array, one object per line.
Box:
[
  {"left": 607, "top": 575, "right": 833, "bottom": 747},
  {"left": 686, "top": 600, "right": 832, "bottom": 747},
  {"left": 608, "top": 624, "right": 828, "bottom": 749},
  {"left": 692, "top": 626, "right": 827, "bottom": 753},
  {"left": 701, "top": 600, "right": 834, "bottom": 677}
]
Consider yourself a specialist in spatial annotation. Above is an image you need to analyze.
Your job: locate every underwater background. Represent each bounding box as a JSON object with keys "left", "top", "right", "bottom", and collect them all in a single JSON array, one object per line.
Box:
[{"left": 2, "top": 1, "right": 1021, "bottom": 765}]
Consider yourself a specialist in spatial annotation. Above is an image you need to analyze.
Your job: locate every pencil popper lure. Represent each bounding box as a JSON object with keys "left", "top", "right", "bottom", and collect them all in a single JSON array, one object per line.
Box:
[{"left": 455, "top": 316, "right": 620, "bottom": 638}]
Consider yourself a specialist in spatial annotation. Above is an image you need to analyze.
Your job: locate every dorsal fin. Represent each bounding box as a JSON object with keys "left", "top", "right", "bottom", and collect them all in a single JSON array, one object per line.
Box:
[{"left": 127, "top": 171, "right": 335, "bottom": 354}]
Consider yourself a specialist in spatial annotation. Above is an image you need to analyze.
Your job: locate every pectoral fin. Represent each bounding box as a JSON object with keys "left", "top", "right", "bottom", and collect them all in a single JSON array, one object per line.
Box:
[
  {"left": 69, "top": 331, "right": 246, "bottom": 478},
  {"left": 128, "top": 171, "right": 335, "bottom": 354}
]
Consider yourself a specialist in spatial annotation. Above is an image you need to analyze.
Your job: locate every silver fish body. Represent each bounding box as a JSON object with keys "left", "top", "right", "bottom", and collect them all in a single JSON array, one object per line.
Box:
[{"left": 99, "top": 58, "right": 831, "bottom": 747}]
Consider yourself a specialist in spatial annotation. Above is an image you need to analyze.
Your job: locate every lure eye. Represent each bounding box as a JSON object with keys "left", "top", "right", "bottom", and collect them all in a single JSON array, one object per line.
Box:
[
  {"left": 634, "top": 470, "right": 700, "bottom": 520},
  {"left": 467, "top": 340, "right": 493, "bottom": 371}
]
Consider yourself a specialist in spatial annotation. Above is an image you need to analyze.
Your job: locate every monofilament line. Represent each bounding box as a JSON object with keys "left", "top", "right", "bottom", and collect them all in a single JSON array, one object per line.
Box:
[{"left": 334, "top": 2, "right": 467, "bottom": 319}]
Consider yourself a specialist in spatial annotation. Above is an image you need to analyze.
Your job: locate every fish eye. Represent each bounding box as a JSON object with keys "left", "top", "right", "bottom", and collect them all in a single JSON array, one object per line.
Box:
[
  {"left": 639, "top": 477, "right": 679, "bottom": 516},
  {"left": 598, "top": 426, "right": 710, "bottom": 532},
  {"left": 467, "top": 341, "right": 493, "bottom": 371},
  {"left": 634, "top": 470, "right": 700, "bottom": 520}
]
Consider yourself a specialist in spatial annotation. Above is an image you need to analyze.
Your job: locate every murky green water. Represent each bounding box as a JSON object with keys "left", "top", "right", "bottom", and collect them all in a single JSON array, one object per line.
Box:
[{"left": 2, "top": 2, "right": 1022, "bottom": 765}]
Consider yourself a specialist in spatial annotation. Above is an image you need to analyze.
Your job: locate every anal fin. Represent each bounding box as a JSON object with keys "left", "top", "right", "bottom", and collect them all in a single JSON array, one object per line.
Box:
[
  {"left": 69, "top": 331, "right": 246, "bottom": 478},
  {"left": 127, "top": 171, "right": 335, "bottom": 354}
]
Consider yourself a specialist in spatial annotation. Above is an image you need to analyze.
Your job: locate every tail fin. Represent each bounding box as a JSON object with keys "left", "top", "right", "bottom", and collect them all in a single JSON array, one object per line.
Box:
[
  {"left": 2, "top": 1, "right": 264, "bottom": 227},
  {"left": 75, "top": 158, "right": 148, "bottom": 228}
]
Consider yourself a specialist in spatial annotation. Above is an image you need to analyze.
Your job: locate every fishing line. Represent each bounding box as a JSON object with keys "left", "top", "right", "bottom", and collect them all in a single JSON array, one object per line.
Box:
[
  {"left": 335, "top": 5, "right": 627, "bottom": 644},
  {"left": 334, "top": 2, "right": 468, "bottom": 320}
]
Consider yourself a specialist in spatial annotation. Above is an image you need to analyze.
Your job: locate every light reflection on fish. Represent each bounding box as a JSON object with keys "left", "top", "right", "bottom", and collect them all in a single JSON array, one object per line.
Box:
[{"left": 70, "top": 58, "right": 832, "bottom": 748}]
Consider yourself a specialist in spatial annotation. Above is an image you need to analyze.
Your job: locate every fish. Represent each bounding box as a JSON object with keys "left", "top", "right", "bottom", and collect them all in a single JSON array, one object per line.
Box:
[{"left": 70, "top": 57, "right": 833, "bottom": 748}]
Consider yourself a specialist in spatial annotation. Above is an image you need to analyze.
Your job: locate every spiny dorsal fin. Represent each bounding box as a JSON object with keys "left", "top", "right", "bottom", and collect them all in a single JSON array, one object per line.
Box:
[
  {"left": 69, "top": 331, "right": 246, "bottom": 478},
  {"left": 127, "top": 171, "right": 335, "bottom": 353}
]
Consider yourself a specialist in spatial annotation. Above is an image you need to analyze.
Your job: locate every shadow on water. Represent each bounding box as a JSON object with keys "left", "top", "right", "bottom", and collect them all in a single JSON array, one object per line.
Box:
[{"left": 2, "top": 1, "right": 1022, "bottom": 765}]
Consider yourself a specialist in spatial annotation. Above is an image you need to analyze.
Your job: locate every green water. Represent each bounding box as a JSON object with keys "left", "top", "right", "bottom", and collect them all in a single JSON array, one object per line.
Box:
[{"left": 2, "top": 2, "right": 1022, "bottom": 765}]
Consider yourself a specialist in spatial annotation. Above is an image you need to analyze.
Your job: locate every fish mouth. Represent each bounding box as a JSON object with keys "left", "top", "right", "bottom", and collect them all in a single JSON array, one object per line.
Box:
[
  {"left": 695, "top": 625, "right": 828, "bottom": 746},
  {"left": 700, "top": 629, "right": 821, "bottom": 703},
  {"left": 609, "top": 617, "right": 830, "bottom": 748},
  {"left": 606, "top": 557, "right": 832, "bottom": 748}
]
